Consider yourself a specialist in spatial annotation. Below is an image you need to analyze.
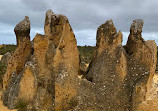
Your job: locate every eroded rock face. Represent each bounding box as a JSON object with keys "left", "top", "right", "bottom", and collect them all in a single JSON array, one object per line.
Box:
[
  {"left": 14, "top": 16, "right": 30, "bottom": 46},
  {"left": 1, "top": 52, "right": 12, "bottom": 65},
  {"left": 2, "top": 16, "right": 33, "bottom": 109},
  {"left": 18, "top": 65, "right": 37, "bottom": 101},
  {"left": 2, "top": 63, "right": 37, "bottom": 109},
  {"left": 44, "top": 10, "right": 79, "bottom": 111},
  {"left": 0, "top": 52, "right": 12, "bottom": 89},
  {"left": 1, "top": 11, "right": 157, "bottom": 111},
  {"left": 2, "top": 9, "right": 79, "bottom": 111},
  {"left": 125, "top": 20, "right": 157, "bottom": 111},
  {"left": 75, "top": 19, "right": 157, "bottom": 111},
  {"left": 81, "top": 20, "right": 129, "bottom": 111},
  {"left": 27, "top": 9, "right": 79, "bottom": 111},
  {"left": 3, "top": 16, "right": 32, "bottom": 91},
  {"left": 87, "top": 20, "right": 124, "bottom": 82}
]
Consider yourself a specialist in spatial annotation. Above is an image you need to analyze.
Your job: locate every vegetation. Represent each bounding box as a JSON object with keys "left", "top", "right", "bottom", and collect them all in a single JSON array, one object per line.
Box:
[
  {"left": 15, "top": 99, "right": 28, "bottom": 111},
  {"left": 77, "top": 45, "right": 94, "bottom": 64},
  {"left": 1, "top": 44, "right": 158, "bottom": 72},
  {"left": 0, "top": 44, "right": 16, "bottom": 55},
  {"left": 0, "top": 45, "right": 95, "bottom": 64}
]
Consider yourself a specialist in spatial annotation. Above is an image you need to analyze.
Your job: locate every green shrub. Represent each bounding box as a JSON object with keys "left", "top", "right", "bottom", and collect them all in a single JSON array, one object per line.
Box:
[
  {"left": 15, "top": 99, "right": 28, "bottom": 111},
  {"left": 77, "top": 45, "right": 94, "bottom": 64},
  {"left": 0, "top": 44, "right": 16, "bottom": 55}
]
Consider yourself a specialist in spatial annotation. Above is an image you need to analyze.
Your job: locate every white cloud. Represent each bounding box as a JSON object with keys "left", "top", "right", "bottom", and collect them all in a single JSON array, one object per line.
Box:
[
  {"left": 74, "top": 29, "right": 96, "bottom": 46},
  {"left": 142, "top": 32, "right": 158, "bottom": 45},
  {"left": 0, "top": 23, "right": 157, "bottom": 46},
  {"left": 0, "top": 24, "right": 44, "bottom": 44},
  {"left": 0, "top": 0, "right": 158, "bottom": 46},
  {"left": 75, "top": 30, "right": 158, "bottom": 46}
]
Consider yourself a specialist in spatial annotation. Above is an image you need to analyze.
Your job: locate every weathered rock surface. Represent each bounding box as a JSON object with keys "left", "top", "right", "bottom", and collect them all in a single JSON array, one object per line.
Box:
[
  {"left": 125, "top": 19, "right": 157, "bottom": 111},
  {"left": 1, "top": 11, "right": 158, "bottom": 111},
  {"left": 27, "top": 9, "right": 79, "bottom": 111},
  {"left": 14, "top": 16, "right": 31, "bottom": 46},
  {"left": 0, "top": 52, "right": 12, "bottom": 89},
  {"left": 81, "top": 20, "right": 128, "bottom": 111},
  {"left": 1, "top": 16, "right": 33, "bottom": 109},
  {"left": 1, "top": 52, "right": 12, "bottom": 65},
  {"left": 2, "top": 63, "right": 36, "bottom": 109},
  {"left": 75, "top": 19, "right": 157, "bottom": 111},
  {"left": 2, "top": 10, "right": 79, "bottom": 111},
  {"left": 44, "top": 9, "right": 79, "bottom": 111},
  {"left": 3, "top": 16, "right": 32, "bottom": 91}
]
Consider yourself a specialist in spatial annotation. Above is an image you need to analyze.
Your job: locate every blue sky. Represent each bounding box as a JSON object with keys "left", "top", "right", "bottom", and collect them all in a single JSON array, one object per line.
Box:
[{"left": 0, "top": 0, "right": 158, "bottom": 46}]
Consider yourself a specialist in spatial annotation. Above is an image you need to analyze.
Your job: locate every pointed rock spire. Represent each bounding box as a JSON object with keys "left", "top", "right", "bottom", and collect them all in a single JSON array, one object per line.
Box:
[{"left": 14, "top": 16, "right": 30, "bottom": 46}]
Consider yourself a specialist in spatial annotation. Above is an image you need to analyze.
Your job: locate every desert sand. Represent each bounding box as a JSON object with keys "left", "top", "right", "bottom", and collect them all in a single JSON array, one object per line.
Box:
[{"left": 0, "top": 55, "right": 2, "bottom": 61}]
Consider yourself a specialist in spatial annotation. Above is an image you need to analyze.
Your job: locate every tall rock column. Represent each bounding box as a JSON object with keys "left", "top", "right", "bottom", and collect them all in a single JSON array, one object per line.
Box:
[
  {"left": 85, "top": 20, "right": 128, "bottom": 111},
  {"left": 44, "top": 9, "right": 79, "bottom": 111},
  {"left": 77, "top": 19, "right": 157, "bottom": 111},
  {"left": 125, "top": 19, "right": 157, "bottom": 111},
  {"left": 3, "top": 16, "right": 31, "bottom": 90}
]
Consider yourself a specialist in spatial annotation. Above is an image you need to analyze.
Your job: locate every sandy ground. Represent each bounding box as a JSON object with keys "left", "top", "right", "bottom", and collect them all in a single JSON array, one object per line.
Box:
[
  {"left": 0, "top": 55, "right": 2, "bottom": 61},
  {"left": 0, "top": 91, "right": 17, "bottom": 111}
]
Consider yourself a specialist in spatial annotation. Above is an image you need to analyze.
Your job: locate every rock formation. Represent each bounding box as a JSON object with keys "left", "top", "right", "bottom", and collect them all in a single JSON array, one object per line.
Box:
[
  {"left": 44, "top": 10, "right": 79, "bottom": 110},
  {"left": 125, "top": 19, "right": 157, "bottom": 111},
  {"left": 75, "top": 19, "right": 157, "bottom": 111},
  {"left": 2, "top": 16, "right": 33, "bottom": 109},
  {"left": 77, "top": 20, "right": 128, "bottom": 111},
  {"left": 0, "top": 52, "right": 12, "bottom": 89},
  {"left": 0, "top": 10, "right": 158, "bottom": 111},
  {"left": 1, "top": 9, "right": 79, "bottom": 111},
  {"left": 3, "top": 16, "right": 32, "bottom": 91},
  {"left": 31, "top": 9, "right": 79, "bottom": 111},
  {"left": 0, "top": 52, "right": 12, "bottom": 65}
]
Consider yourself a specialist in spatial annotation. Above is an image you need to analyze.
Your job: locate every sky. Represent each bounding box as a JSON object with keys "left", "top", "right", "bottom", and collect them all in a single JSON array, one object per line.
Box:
[{"left": 0, "top": 0, "right": 158, "bottom": 46}]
